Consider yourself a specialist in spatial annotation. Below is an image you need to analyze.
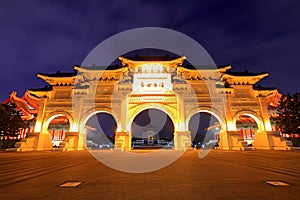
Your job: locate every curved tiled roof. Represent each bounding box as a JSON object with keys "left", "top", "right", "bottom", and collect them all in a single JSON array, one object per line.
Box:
[{"left": 2, "top": 91, "right": 39, "bottom": 120}]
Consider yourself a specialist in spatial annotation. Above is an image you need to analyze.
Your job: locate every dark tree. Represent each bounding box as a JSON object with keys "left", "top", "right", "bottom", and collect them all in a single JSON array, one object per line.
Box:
[
  {"left": 0, "top": 103, "right": 26, "bottom": 148},
  {"left": 274, "top": 93, "right": 300, "bottom": 134}
]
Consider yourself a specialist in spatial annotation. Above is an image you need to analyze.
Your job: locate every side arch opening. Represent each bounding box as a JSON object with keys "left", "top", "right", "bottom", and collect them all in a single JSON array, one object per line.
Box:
[
  {"left": 236, "top": 114, "right": 259, "bottom": 146},
  {"left": 188, "top": 111, "right": 221, "bottom": 149},
  {"left": 84, "top": 112, "right": 117, "bottom": 149},
  {"left": 47, "top": 115, "right": 70, "bottom": 147}
]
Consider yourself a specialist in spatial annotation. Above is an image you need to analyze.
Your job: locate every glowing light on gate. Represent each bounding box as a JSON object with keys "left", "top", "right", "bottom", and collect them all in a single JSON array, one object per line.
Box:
[
  {"left": 179, "top": 122, "right": 185, "bottom": 131},
  {"left": 227, "top": 121, "right": 236, "bottom": 131},
  {"left": 34, "top": 122, "right": 42, "bottom": 132},
  {"left": 264, "top": 119, "right": 272, "bottom": 131},
  {"left": 71, "top": 123, "right": 78, "bottom": 132},
  {"left": 117, "top": 124, "right": 122, "bottom": 132},
  {"left": 126, "top": 121, "right": 131, "bottom": 132}
]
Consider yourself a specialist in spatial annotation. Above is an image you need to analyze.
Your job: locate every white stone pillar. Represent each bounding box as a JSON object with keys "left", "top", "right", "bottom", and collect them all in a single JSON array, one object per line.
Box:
[
  {"left": 258, "top": 97, "right": 272, "bottom": 131},
  {"left": 115, "top": 94, "right": 131, "bottom": 150},
  {"left": 174, "top": 95, "right": 191, "bottom": 150}
]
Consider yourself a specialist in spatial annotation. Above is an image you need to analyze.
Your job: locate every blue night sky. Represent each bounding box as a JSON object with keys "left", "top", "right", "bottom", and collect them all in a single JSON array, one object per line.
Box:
[{"left": 0, "top": 0, "right": 300, "bottom": 101}]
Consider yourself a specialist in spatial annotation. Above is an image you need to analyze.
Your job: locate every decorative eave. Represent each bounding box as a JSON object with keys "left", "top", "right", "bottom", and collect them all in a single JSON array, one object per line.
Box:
[
  {"left": 222, "top": 73, "right": 269, "bottom": 85},
  {"left": 177, "top": 66, "right": 226, "bottom": 80},
  {"left": 218, "top": 65, "right": 232, "bottom": 73},
  {"left": 37, "top": 73, "right": 76, "bottom": 86},
  {"left": 119, "top": 56, "right": 186, "bottom": 68},
  {"left": 74, "top": 65, "right": 127, "bottom": 73},
  {"left": 254, "top": 88, "right": 278, "bottom": 97},
  {"left": 4, "top": 91, "right": 37, "bottom": 120},
  {"left": 28, "top": 90, "right": 52, "bottom": 98},
  {"left": 28, "top": 86, "right": 53, "bottom": 98},
  {"left": 22, "top": 90, "right": 40, "bottom": 110},
  {"left": 74, "top": 65, "right": 127, "bottom": 81},
  {"left": 264, "top": 90, "right": 282, "bottom": 108},
  {"left": 224, "top": 87, "right": 234, "bottom": 94}
]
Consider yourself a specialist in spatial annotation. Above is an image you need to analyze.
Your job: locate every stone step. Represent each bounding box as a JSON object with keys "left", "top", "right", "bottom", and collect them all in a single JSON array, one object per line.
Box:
[
  {"left": 5, "top": 148, "right": 18, "bottom": 152},
  {"left": 287, "top": 146, "right": 300, "bottom": 150}
]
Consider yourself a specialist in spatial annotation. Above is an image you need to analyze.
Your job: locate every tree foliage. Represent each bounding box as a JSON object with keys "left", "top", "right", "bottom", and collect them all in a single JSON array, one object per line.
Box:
[
  {"left": 274, "top": 93, "right": 300, "bottom": 134},
  {"left": 0, "top": 103, "right": 26, "bottom": 138}
]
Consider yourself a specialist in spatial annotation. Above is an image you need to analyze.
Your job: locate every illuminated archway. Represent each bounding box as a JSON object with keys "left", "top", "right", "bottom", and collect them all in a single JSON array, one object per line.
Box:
[
  {"left": 235, "top": 114, "right": 258, "bottom": 145},
  {"left": 127, "top": 103, "right": 178, "bottom": 132},
  {"left": 188, "top": 111, "right": 222, "bottom": 148},
  {"left": 47, "top": 116, "right": 70, "bottom": 147},
  {"left": 81, "top": 109, "right": 115, "bottom": 129},
  {"left": 131, "top": 108, "right": 174, "bottom": 149},
  {"left": 233, "top": 111, "right": 264, "bottom": 132},
  {"left": 82, "top": 111, "right": 117, "bottom": 149},
  {"left": 186, "top": 108, "right": 226, "bottom": 131},
  {"left": 43, "top": 111, "right": 74, "bottom": 133}
]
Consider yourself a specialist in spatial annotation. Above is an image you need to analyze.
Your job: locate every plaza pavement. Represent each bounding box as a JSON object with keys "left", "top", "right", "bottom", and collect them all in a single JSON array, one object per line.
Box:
[{"left": 0, "top": 149, "right": 299, "bottom": 200}]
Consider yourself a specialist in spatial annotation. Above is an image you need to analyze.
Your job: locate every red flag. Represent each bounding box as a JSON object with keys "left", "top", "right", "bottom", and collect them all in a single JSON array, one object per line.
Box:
[
  {"left": 240, "top": 129, "right": 243, "bottom": 137},
  {"left": 59, "top": 130, "right": 63, "bottom": 140},
  {"left": 20, "top": 129, "right": 23, "bottom": 139},
  {"left": 51, "top": 130, "right": 55, "bottom": 140}
]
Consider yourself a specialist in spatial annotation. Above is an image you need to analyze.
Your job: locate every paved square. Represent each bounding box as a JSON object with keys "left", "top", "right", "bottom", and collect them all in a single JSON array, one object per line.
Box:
[{"left": 0, "top": 149, "right": 299, "bottom": 199}]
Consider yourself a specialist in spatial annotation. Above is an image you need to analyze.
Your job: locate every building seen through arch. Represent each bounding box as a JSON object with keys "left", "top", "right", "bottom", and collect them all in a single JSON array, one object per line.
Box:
[
  {"left": 84, "top": 112, "right": 116, "bottom": 149},
  {"left": 131, "top": 108, "right": 174, "bottom": 149}
]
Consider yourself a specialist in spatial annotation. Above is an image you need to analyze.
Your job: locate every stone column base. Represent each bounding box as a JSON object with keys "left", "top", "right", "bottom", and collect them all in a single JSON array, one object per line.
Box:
[
  {"left": 115, "top": 131, "right": 131, "bottom": 150},
  {"left": 14, "top": 132, "right": 53, "bottom": 151},
  {"left": 174, "top": 131, "right": 191, "bottom": 150},
  {"left": 253, "top": 131, "right": 294, "bottom": 150},
  {"left": 36, "top": 133, "right": 54, "bottom": 151},
  {"left": 218, "top": 131, "right": 230, "bottom": 150},
  {"left": 59, "top": 132, "right": 80, "bottom": 151},
  {"left": 219, "top": 131, "right": 253, "bottom": 151}
]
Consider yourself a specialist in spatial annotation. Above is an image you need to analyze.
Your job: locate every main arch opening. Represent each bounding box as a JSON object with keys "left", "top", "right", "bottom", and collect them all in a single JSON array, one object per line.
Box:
[
  {"left": 47, "top": 116, "right": 70, "bottom": 147},
  {"left": 236, "top": 114, "right": 258, "bottom": 145},
  {"left": 131, "top": 108, "right": 174, "bottom": 149},
  {"left": 189, "top": 112, "right": 221, "bottom": 149},
  {"left": 84, "top": 112, "right": 117, "bottom": 149}
]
